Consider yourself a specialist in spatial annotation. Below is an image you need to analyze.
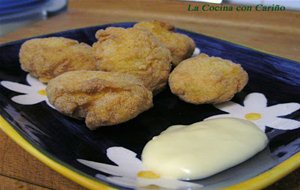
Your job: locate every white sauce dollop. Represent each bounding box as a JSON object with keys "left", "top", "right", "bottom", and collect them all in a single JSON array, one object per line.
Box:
[{"left": 142, "top": 118, "right": 268, "bottom": 180}]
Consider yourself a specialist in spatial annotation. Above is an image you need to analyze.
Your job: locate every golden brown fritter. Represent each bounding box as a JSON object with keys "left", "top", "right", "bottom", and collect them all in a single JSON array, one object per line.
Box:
[
  {"left": 19, "top": 37, "right": 97, "bottom": 83},
  {"left": 93, "top": 27, "right": 171, "bottom": 93},
  {"left": 169, "top": 54, "right": 248, "bottom": 104},
  {"left": 134, "top": 20, "right": 196, "bottom": 66},
  {"left": 46, "top": 71, "right": 153, "bottom": 130}
]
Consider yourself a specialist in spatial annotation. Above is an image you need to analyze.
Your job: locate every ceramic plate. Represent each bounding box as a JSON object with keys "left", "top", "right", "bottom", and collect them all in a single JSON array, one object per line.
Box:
[{"left": 0, "top": 22, "right": 299, "bottom": 190}]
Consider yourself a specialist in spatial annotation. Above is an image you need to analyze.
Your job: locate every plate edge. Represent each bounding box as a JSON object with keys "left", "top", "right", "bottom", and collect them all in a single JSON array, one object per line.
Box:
[
  {"left": 222, "top": 152, "right": 300, "bottom": 190},
  {"left": 0, "top": 115, "right": 116, "bottom": 190},
  {"left": 0, "top": 115, "right": 299, "bottom": 190}
]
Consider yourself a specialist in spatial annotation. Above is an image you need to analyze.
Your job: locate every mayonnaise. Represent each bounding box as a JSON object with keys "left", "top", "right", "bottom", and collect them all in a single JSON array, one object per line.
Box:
[{"left": 142, "top": 118, "right": 268, "bottom": 180}]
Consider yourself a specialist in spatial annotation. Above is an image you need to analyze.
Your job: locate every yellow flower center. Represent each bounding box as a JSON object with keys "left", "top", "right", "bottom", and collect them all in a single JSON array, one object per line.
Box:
[
  {"left": 38, "top": 89, "right": 47, "bottom": 96},
  {"left": 137, "top": 171, "right": 160, "bottom": 179},
  {"left": 245, "top": 113, "right": 262, "bottom": 121}
]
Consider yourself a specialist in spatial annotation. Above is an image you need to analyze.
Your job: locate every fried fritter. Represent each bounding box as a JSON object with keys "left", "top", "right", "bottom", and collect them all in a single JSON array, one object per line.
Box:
[
  {"left": 19, "top": 37, "right": 97, "bottom": 83},
  {"left": 169, "top": 54, "right": 248, "bottom": 104},
  {"left": 93, "top": 27, "right": 172, "bottom": 93},
  {"left": 46, "top": 71, "right": 153, "bottom": 130},
  {"left": 134, "top": 20, "right": 196, "bottom": 66}
]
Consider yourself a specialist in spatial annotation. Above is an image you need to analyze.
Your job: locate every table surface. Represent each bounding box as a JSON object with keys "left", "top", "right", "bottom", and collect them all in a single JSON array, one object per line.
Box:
[{"left": 0, "top": 0, "right": 299, "bottom": 189}]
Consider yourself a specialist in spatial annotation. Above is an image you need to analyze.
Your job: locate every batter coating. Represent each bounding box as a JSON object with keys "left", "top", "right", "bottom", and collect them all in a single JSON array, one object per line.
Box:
[
  {"left": 46, "top": 71, "right": 153, "bottom": 130},
  {"left": 134, "top": 20, "right": 196, "bottom": 66},
  {"left": 19, "top": 37, "right": 97, "bottom": 83},
  {"left": 169, "top": 54, "right": 248, "bottom": 104},
  {"left": 93, "top": 27, "right": 172, "bottom": 93}
]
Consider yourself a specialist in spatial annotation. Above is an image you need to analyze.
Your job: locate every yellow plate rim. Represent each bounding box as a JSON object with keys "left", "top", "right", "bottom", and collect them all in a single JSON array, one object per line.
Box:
[
  {"left": 0, "top": 22, "right": 299, "bottom": 189},
  {"left": 0, "top": 115, "right": 299, "bottom": 190}
]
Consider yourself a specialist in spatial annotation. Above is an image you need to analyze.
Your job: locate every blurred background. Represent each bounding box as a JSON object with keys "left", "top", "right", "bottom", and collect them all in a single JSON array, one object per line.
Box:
[
  {"left": 0, "top": 0, "right": 299, "bottom": 36},
  {"left": 0, "top": 0, "right": 68, "bottom": 36},
  {"left": 225, "top": 0, "right": 300, "bottom": 9}
]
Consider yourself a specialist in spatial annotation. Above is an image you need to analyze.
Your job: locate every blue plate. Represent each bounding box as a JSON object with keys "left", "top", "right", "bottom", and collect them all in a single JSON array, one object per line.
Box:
[{"left": 0, "top": 22, "right": 299, "bottom": 190}]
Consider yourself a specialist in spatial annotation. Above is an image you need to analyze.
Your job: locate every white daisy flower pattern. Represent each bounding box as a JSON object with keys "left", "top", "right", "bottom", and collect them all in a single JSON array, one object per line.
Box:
[
  {"left": 205, "top": 92, "right": 300, "bottom": 132},
  {"left": 192, "top": 47, "right": 200, "bottom": 57},
  {"left": 1, "top": 74, "right": 53, "bottom": 108},
  {"left": 78, "top": 147, "right": 203, "bottom": 189}
]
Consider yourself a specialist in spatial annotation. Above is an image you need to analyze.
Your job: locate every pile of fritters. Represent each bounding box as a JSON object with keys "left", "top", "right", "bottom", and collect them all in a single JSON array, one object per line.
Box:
[
  {"left": 169, "top": 54, "right": 248, "bottom": 104},
  {"left": 19, "top": 20, "right": 248, "bottom": 130},
  {"left": 134, "top": 21, "right": 196, "bottom": 66},
  {"left": 93, "top": 27, "right": 172, "bottom": 93},
  {"left": 20, "top": 37, "right": 97, "bottom": 83},
  {"left": 47, "top": 71, "right": 152, "bottom": 130}
]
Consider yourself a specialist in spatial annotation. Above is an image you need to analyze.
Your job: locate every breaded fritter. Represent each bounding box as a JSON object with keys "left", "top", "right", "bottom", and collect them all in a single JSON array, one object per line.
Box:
[
  {"left": 19, "top": 37, "right": 97, "bottom": 83},
  {"left": 169, "top": 54, "right": 248, "bottom": 104},
  {"left": 93, "top": 27, "right": 171, "bottom": 93},
  {"left": 46, "top": 71, "right": 153, "bottom": 130},
  {"left": 134, "top": 20, "right": 196, "bottom": 66}
]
